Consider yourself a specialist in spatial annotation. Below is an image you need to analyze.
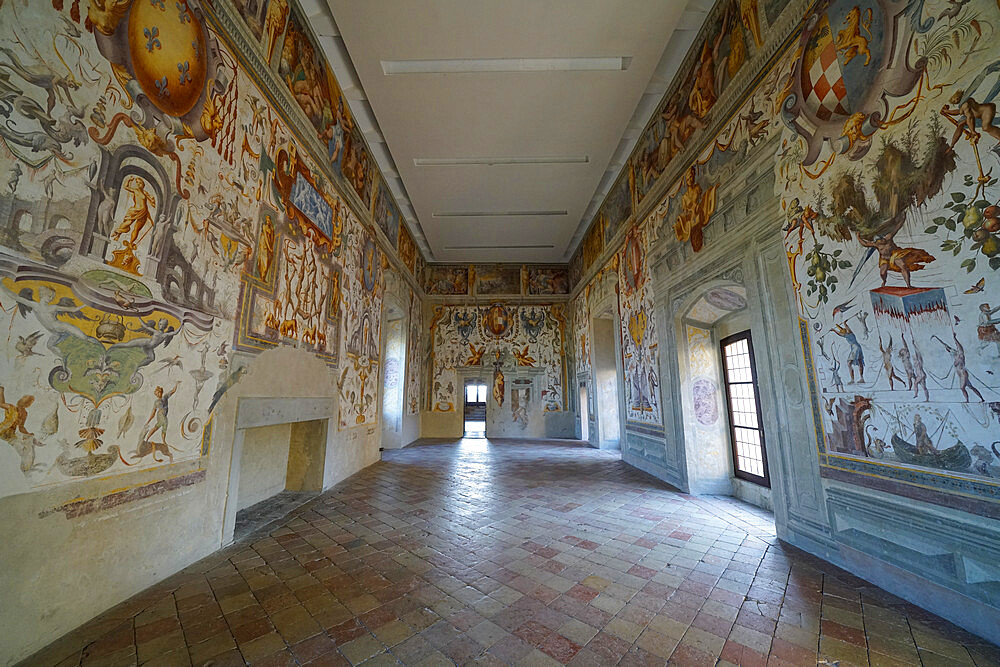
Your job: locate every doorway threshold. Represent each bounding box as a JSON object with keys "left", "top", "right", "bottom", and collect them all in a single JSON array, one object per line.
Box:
[{"left": 233, "top": 490, "right": 319, "bottom": 542}]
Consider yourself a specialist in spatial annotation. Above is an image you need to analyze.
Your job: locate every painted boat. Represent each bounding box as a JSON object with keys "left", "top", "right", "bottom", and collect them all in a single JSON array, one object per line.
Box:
[{"left": 891, "top": 434, "right": 971, "bottom": 472}]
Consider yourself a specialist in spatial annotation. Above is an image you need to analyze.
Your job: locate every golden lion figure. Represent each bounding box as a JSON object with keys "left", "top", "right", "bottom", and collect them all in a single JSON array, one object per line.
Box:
[{"left": 836, "top": 6, "right": 873, "bottom": 66}]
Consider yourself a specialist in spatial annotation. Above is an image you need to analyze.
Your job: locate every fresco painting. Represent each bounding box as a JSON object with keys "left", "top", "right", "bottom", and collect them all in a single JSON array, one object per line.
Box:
[
  {"left": 338, "top": 233, "right": 384, "bottom": 428},
  {"left": 778, "top": 0, "right": 1000, "bottom": 484},
  {"left": 475, "top": 265, "right": 521, "bottom": 295},
  {"left": 398, "top": 224, "right": 418, "bottom": 277},
  {"left": 406, "top": 289, "right": 423, "bottom": 415},
  {"left": 632, "top": 0, "right": 763, "bottom": 204},
  {"left": 229, "top": 0, "right": 271, "bottom": 40},
  {"left": 0, "top": 0, "right": 421, "bottom": 495},
  {"left": 425, "top": 266, "right": 470, "bottom": 296},
  {"left": 526, "top": 266, "right": 570, "bottom": 296},
  {"left": 429, "top": 303, "right": 566, "bottom": 416},
  {"left": 600, "top": 169, "right": 635, "bottom": 246},
  {"left": 371, "top": 178, "right": 401, "bottom": 251},
  {"left": 617, "top": 222, "right": 663, "bottom": 426}
]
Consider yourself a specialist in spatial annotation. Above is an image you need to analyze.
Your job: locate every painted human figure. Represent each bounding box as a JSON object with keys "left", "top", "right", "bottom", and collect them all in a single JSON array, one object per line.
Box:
[
  {"left": 0, "top": 386, "right": 34, "bottom": 440},
  {"left": 978, "top": 303, "right": 1000, "bottom": 356},
  {"left": 908, "top": 334, "right": 929, "bottom": 401},
  {"left": 878, "top": 336, "right": 905, "bottom": 390},
  {"left": 944, "top": 90, "right": 1000, "bottom": 152},
  {"left": 687, "top": 5, "right": 731, "bottom": 119},
  {"left": 833, "top": 323, "right": 865, "bottom": 383},
  {"left": 898, "top": 335, "right": 916, "bottom": 392},
  {"left": 0, "top": 283, "right": 91, "bottom": 356},
  {"left": 144, "top": 381, "right": 180, "bottom": 445},
  {"left": 256, "top": 214, "right": 275, "bottom": 282},
  {"left": 830, "top": 357, "right": 845, "bottom": 393},
  {"left": 935, "top": 333, "right": 984, "bottom": 402},
  {"left": 111, "top": 178, "right": 156, "bottom": 247},
  {"left": 857, "top": 233, "right": 934, "bottom": 289},
  {"left": 674, "top": 166, "right": 718, "bottom": 251},
  {"left": 913, "top": 413, "right": 935, "bottom": 455}
]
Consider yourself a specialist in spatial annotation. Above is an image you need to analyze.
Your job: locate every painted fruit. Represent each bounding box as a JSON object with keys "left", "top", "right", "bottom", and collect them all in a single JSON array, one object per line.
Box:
[
  {"left": 128, "top": 0, "right": 207, "bottom": 117},
  {"left": 973, "top": 228, "right": 989, "bottom": 242},
  {"left": 985, "top": 218, "right": 1000, "bottom": 233},
  {"left": 963, "top": 205, "right": 983, "bottom": 229},
  {"left": 985, "top": 205, "right": 999, "bottom": 219},
  {"left": 983, "top": 236, "right": 1000, "bottom": 257}
]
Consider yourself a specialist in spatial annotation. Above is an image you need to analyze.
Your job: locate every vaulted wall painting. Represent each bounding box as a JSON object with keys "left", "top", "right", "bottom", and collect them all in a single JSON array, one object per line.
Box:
[
  {"left": 617, "top": 221, "right": 663, "bottom": 426},
  {"left": 429, "top": 304, "right": 566, "bottom": 414},
  {"left": 780, "top": 0, "right": 1000, "bottom": 496},
  {"left": 0, "top": 0, "right": 413, "bottom": 497}
]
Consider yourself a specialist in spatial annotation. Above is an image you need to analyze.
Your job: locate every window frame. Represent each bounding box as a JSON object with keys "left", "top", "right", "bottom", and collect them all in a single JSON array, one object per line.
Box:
[{"left": 719, "top": 330, "right": 770, "bottom": 488}]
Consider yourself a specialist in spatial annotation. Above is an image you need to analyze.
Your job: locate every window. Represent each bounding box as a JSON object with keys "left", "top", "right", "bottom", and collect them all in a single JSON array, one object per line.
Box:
[
  {"left": 465, "top": 384, "right": 487, "bottom": 403},
  {"left": 720, "top": 331, "right": 769, "bottom": 487}
]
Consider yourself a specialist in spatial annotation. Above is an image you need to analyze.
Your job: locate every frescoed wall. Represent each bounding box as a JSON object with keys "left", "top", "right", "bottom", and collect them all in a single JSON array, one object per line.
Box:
[
  {"left": 428, "top": 303, "right": 567, "bottom": 421},
  {"left": 565, "top": 0, "right": 1000, "bottom": 640},
  {"left": 0, "top": 1, "right": 424, "bottom": 661},
  {"left": 424, "top": 264, "right": 570, "bottom": 296},
  {"left": 779, "top": 0, "right": 1000, "bottom": 500}
]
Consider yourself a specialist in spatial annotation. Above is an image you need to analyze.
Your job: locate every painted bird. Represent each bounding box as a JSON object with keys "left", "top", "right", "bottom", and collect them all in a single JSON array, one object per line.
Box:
[
  {"left": 965, "top": 277, "right": 985, "bottom": 294},
  {"left": 117, "top": 405, "right": 134, "bottom": 439},
  {"left": 832, "top": 298, "right": 855, "bottom": 318},
  {"left": 208, "top": 365, "right": 248, "bottom": 414},
  {"left": 15, "top": 331, "right": 44, "bottom": 359},
  {"left": 155, "top": 355, "right": 184, "bottom": 374}
]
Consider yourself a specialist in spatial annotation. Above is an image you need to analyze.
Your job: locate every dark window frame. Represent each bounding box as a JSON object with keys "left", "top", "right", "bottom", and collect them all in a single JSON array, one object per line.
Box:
[{"left": 719, "top": 330, "right": 770, "bottom": 488}]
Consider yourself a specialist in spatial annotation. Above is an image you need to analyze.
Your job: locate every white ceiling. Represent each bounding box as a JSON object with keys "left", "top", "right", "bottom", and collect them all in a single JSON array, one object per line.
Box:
[{"left": 309, "top": 0, "right": 710, "bottom": 263}]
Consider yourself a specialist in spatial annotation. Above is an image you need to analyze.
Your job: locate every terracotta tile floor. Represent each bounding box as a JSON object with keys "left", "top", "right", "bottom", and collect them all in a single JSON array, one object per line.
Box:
[{"left": 24, "top": 439, "right": 1000, "bottom": 666}]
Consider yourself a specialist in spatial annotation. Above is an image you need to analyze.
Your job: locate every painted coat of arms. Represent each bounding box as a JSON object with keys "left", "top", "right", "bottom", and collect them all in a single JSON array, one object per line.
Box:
[{"left": 781, "top": 0, "right": 924, "bottom": 166}]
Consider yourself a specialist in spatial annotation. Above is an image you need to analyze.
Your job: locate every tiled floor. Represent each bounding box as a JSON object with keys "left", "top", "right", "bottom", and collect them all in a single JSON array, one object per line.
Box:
[
  {"left": 25, "top": 439, "right": 999, "bottom": 667},
  {"left": 235, "top": 492, "right": 321, "bottom": 542}
]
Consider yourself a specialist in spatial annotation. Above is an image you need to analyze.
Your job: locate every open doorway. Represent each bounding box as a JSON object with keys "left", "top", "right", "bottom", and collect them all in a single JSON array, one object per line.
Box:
[
  {"left": 380, "top": 304, "right": 406, "bottom": 450},
  {"left": 591, "top": 312, "right": 622, "bottom": 449},
  {"left": 464, "top": 381, "right": 487, "bottom": 437},
  {"left": 579, "top": 383, "right": 589, "bottom": 441}
]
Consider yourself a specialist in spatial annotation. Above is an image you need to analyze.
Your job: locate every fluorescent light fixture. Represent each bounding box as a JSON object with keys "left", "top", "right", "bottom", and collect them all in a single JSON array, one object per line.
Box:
[
  {"left": 433, "top": 210, "right": 567, "bottom": 218},
  {"left": 414, "top": 156, "right": 589, "bottom": 166},
  {"left": 382, "top": 57, "right": 632, "bottom": 75},
  {"left": 443, "top": 244, "right": 555, "bottom": 250}
]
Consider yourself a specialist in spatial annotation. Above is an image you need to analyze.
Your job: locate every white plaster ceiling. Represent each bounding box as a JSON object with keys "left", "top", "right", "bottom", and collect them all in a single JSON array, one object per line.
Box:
[{"left": 308, "top": 0, "right": 710, "bottom": 263}]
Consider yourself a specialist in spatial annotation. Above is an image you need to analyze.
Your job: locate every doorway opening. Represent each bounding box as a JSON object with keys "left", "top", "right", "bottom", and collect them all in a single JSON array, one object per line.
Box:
[
  {"left": 720, "top": 331, "right": 770, "bottom": 487},
  {"left": 592, "top": 313, "right": 622, "bottom": 449},
  {"left": 464, "top": 381, "right": 487, "bottom": 437},
  {"left": 579, "top": 383, "right": 589, "bottom": 441}
]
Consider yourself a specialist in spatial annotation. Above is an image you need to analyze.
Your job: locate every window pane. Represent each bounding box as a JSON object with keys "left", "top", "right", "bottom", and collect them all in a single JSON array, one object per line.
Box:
[
  {"left": 722, "top": 333, "right": 768, "bottom": 485},
  {"left": 478, "top": 385, "right": 487, "bottom": 402}
]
